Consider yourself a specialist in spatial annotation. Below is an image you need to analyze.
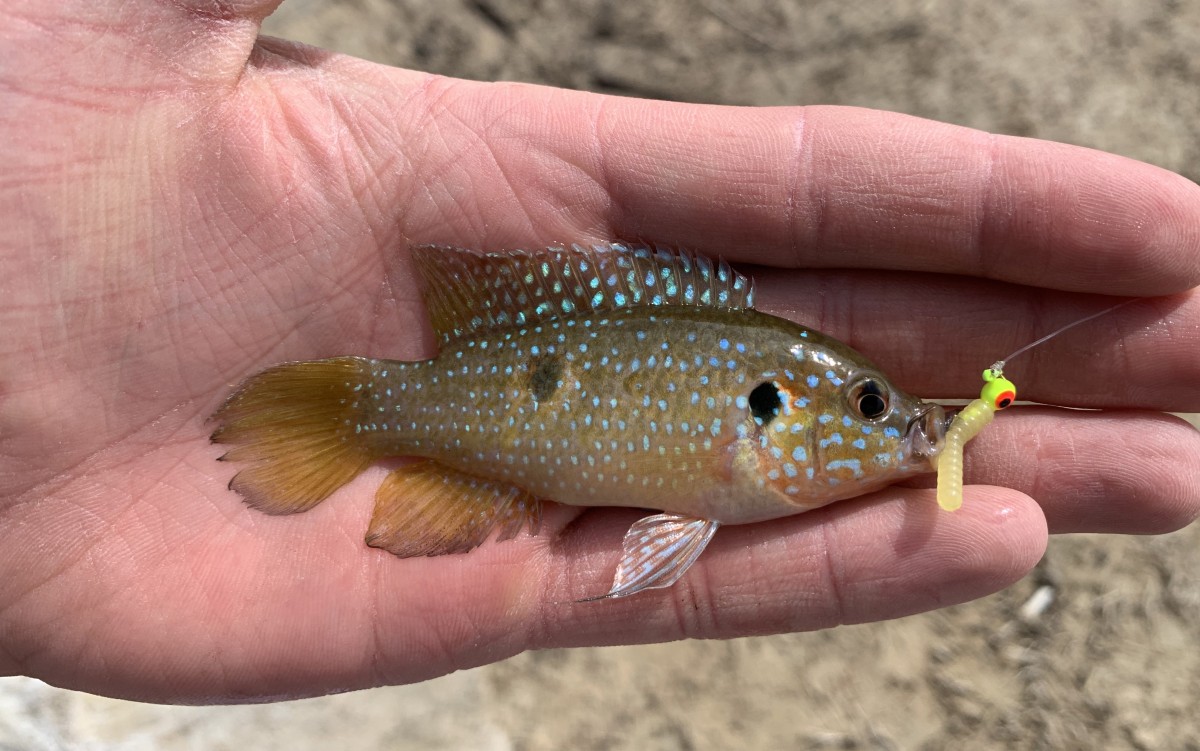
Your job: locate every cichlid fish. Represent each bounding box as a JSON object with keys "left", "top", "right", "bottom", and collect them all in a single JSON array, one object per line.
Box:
[{"left": 212, "top": 243, "right": 946, "bottom": 599}]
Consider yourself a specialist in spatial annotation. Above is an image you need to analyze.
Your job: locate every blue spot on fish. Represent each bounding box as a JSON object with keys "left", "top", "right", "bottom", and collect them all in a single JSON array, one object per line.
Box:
[
  {"left": 807, "top": 375, "right": 820, "bottom": 388},
  {"left": 825, "top": 459, "right": 864, "bottom": 478}
]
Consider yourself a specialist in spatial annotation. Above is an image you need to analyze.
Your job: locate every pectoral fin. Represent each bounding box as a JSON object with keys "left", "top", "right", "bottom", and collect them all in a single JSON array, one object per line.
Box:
[
  {"left": 366, "top": 461, "right": 542, "bottom": 557},
  {"left": 581, "top": 513, "right": 720, "bottom": 601}
]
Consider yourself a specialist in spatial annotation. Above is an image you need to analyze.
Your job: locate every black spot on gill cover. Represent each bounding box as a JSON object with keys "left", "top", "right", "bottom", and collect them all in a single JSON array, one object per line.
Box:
[{"left": 749, "top": 381, "right": 782, "bottom": 425}]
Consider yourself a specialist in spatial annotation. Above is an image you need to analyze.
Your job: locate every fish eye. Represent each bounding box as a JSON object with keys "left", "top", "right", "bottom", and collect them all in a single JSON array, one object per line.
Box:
[
  {"left": 847, "top": 376, "right": 890, "bottom": 421},
  {"left": 748, "top": 381, "right": 783, "bottom": 425}
]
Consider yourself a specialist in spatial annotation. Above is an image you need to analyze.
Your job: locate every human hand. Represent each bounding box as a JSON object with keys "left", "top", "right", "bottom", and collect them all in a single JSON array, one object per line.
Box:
[{"left": 2, "top": 0, "right": 1197, "bottom": 703}]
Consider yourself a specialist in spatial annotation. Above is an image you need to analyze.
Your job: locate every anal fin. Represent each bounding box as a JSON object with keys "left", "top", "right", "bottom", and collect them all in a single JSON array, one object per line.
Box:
[
  {"left": 366, "top": 461, "right": 542, "bottom": 557},
  {"left": 581, "top": 513, "right": 720, "bottom": 601}
]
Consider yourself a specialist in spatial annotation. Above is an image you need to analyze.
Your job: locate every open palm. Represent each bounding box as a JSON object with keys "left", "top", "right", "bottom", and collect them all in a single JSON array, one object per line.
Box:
[{"left": 2, "top": 0, "right": 1198, "bottom": 703}]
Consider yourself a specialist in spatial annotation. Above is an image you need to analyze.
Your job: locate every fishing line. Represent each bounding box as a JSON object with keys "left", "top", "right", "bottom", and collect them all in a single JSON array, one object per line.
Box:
[{"left": 990, "top": 299, "right": 1136, "bottom": 376}]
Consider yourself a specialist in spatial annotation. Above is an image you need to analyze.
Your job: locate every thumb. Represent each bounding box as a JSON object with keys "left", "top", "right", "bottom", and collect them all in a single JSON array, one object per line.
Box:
[{"left": 4, "top": 0, "right": 285, "bottom": 90}]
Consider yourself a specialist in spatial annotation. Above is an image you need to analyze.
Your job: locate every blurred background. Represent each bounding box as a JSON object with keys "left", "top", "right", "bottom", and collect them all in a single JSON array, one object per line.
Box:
[{"left": 4, "top": 1, "right": 1198, "bottom": 749}]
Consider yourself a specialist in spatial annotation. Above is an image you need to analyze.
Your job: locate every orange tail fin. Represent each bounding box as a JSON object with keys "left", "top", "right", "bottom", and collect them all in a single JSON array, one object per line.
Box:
[{"left": 211, "top": 356, "right": 382, "bottom": 514}]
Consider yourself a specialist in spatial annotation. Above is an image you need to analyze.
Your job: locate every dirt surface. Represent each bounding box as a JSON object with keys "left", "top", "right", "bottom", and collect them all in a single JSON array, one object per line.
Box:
[{"left": 3, "top": 2, "right": 1198, "bottom": 749}]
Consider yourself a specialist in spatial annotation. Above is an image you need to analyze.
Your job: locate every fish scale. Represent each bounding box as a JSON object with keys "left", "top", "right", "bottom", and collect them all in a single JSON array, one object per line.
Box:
[{"left": 212, "top": 243, "right": 946, "bottom": 599}]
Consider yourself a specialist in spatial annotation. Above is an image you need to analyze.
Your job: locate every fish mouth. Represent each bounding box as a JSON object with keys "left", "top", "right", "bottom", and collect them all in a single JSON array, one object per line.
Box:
[{"left": 904, "top": 402, "right": 947, "bottom": 461}]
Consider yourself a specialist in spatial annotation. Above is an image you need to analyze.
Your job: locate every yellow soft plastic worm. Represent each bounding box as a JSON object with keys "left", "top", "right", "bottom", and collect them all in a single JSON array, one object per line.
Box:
[
  {"left": 932, "top": 300, "right": 1131, "bottom": 512},
  {"left": 935, "top": 367, "right": 1016, "bottom": 511}
]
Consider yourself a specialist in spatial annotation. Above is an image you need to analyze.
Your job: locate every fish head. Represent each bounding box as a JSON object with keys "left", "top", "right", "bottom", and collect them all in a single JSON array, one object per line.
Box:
[{"left": 725, "top": 331, "right": 945, "bottom": 509}]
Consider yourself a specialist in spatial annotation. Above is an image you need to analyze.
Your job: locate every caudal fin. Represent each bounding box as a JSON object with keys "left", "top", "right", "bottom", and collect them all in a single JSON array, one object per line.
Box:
[{"left": 211, "top": 356, "right": 381, "bottom": 515}]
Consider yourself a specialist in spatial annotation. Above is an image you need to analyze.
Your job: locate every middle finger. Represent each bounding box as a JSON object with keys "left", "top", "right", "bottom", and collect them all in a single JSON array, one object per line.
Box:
[{"left": 752, "top": 268, "right": 1200, "bottom": 410}]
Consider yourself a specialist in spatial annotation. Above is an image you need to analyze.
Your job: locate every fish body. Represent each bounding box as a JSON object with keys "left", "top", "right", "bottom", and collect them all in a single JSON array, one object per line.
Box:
[
  {"left": 213, "top": 244, "right": 945, "bottom": 598},
  {"left": 349, "top": 306, "right": 934, "bottom": 524}
]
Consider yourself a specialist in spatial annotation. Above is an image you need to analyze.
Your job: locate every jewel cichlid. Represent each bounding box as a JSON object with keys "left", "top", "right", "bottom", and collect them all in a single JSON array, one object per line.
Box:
[{"left": 211, "top": 243, "right": 946, "bottom": 599}]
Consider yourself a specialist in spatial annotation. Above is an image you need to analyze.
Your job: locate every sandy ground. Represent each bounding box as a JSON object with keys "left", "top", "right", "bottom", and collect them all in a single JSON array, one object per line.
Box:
[{"left": 4, "top": 1, "right": 1199, "bottom": 749}]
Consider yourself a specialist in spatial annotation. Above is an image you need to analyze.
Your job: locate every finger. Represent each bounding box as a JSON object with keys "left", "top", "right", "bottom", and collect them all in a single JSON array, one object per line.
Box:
[
  {"left": 380, "top": 80, "right": 1200, "bottom": 295},
  {"left": 750, "top": 269, "right": 1200, "bottom": 410},
  {"left": 954, "top": 409, "right": 1200, "bottom": 535},
  {"left": 595, "top": 103, "right": 1200, "bottom": 295},
  {"left": 530, "top": 487, "right": 1046, "bottom": 646}
]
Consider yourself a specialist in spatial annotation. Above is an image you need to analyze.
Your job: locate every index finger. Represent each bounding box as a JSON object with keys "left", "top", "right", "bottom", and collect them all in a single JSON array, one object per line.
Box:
[
  {"left": 391, "top": 80, "right": 1200, "bottom": 295},
  {"left": 588, "top": 102, "right": 1200, "bottom": 295}
]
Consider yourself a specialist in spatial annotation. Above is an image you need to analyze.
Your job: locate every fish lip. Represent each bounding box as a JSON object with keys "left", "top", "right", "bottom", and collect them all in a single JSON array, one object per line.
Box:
[{"left": 904, "top": 402, "right": 946, "bottom": 461}]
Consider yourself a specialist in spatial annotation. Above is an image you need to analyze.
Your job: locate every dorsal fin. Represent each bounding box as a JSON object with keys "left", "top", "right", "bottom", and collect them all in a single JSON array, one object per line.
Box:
[{"left": 410, "top": 243, "right": 755, "bottom": 343}]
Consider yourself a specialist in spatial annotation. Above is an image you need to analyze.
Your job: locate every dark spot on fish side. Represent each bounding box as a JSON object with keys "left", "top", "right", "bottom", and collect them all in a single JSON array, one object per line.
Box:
[
  {"left": 749, "top": 381, "right": 782, "bottom": 425},
  {"left": 528, "top": 355, "right": 563, "bottom": 402},
  {"left": 621, "top": 371, "right": 646, "bottom": 396}
]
